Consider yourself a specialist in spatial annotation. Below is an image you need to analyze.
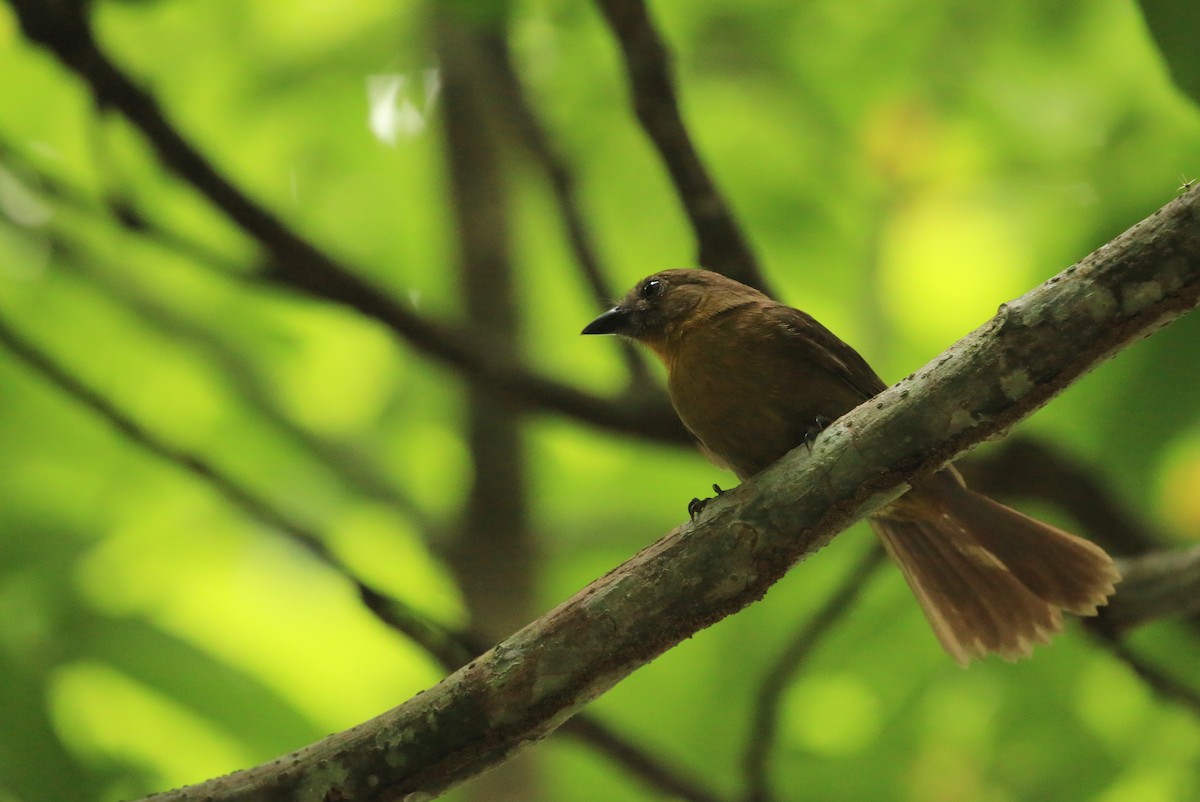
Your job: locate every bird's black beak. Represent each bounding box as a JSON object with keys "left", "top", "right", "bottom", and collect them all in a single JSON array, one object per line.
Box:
[{"left": 581, "top": 306, "right": 630, "bottom": 335}]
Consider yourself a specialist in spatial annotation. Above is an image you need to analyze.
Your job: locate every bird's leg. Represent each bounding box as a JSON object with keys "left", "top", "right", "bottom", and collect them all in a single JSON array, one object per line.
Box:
[
  {"left": 688, "top": 484, "right": 726, "bottom": 519},
  {"left": 803, "top": 415, "right": 833, "bottom": 450}
]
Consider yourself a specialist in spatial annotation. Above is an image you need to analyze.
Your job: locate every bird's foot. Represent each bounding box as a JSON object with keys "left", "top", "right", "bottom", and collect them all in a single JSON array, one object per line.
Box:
[
  {"left": 688, "top": 484, "right": 726, "bottom": 519},
  {"left": 803, "top": 416, "right": 833, "bottom": 451}
]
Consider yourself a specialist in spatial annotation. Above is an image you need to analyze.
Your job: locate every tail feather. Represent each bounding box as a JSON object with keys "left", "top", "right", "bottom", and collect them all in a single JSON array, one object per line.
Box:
[
  {"left": 871, "top": 484, "right": 1119, "bottom": 667},
  {"left": 943, "top": 489, "right": 1118, "bottom": 616}
]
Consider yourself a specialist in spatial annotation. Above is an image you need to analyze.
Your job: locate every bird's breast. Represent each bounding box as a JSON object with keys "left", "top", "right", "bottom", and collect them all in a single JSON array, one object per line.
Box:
[
  {"left": 663, "top": 321, "right": 869, "bottom": 481},
  {"left": 666, "top": 354, "right": 812, "bottom": 481}
]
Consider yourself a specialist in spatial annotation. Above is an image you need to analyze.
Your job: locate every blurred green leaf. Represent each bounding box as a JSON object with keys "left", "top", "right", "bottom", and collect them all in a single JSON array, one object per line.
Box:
[{"left": 1138, "top": 0, "right": 1200, "bottom": 107}]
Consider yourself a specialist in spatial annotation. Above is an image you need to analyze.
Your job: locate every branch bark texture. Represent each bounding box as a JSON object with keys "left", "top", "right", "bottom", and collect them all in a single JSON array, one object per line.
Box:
[{"left": 139, "top": 187, "right": 1200, "bottom": 801}]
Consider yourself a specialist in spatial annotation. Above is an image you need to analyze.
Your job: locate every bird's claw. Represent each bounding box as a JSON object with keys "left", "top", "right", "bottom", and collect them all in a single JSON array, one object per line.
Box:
[
  {"left": 803, "top": 416, "right": 832, "bottom": 450},
  {"left": 688, "top": 484, "right": 726, "bottom": 519}
]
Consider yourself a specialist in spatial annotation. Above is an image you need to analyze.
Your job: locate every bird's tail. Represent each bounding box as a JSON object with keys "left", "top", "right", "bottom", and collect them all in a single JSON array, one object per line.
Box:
[{"left": 869, "top": 472, "right": 1120, "bottom": 667}]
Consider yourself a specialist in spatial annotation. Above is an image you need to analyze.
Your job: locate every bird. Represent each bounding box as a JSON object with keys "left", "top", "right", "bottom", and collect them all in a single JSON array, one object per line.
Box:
[{"left": 582, "top": 268, "right": 1119, "bottom": 666}]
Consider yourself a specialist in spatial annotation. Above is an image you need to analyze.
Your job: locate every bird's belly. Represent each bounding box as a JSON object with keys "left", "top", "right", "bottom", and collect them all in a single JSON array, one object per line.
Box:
[
  {"left": 667, "top": 358, "right": 871, "bottom": 480},
  {"left": 670, "top": 381, "right": 816, "bottom": 481}
]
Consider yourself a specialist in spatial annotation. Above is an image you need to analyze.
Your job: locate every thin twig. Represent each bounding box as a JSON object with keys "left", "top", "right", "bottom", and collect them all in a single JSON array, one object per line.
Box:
[
  {"left": 6, "top": 0, "right": 688, "bottom": 444},
  {"left": 0, "top": 310, "right": 474, "bottom": 668},
  {"left": 562, "top": 716, "right": 727, "bottom": 802},
  {"left": 1091, "top": 635, "right": 1200, "bottom": 718},
  {"left": 43, "top": 236, "right": 437, "bottom": 533},
  {"left": 482, "top": 32, "right": 652, "bottom": 385},
  {"left": 594, "top": 0, "right": 768, "bottom": 292},
  {"left": 741, "top": 544, "right": 888, "bottom": 802},
  {"left": 0, "top": 134, "right": 248, "bottom": 278}
]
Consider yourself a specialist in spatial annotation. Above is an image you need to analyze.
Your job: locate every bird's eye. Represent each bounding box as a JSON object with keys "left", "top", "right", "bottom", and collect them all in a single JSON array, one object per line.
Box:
[{"left": 639, "top": 278, "right": 664, "bottom": 300}]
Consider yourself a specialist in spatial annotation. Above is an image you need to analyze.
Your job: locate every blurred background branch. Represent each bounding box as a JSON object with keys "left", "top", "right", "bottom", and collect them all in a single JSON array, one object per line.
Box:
[
  {"left": 741, "top": 544, "right": 887, "bottom": 802},
  {"left": 0, "top": 309, "right": 475, "bottom": 667},
  {"left": 595, "top": 0, "right": 768, "bottom": 292},
  {"left": 5, "top": 0, "right": 688, "bottom": 443},
  {"left": 436, "top": 10, "right": 539, "bottom": 800}
]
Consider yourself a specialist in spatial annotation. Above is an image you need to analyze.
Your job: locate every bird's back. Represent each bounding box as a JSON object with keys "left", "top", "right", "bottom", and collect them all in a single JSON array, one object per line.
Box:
[{"left": 665, "top": 299, "right": 885, "bottom": 480}]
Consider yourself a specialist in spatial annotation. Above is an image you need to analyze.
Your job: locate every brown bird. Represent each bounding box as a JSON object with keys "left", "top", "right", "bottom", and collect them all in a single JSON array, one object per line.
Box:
[{"left": 582, "top": 268, "right": 1119, "bottom": 666}]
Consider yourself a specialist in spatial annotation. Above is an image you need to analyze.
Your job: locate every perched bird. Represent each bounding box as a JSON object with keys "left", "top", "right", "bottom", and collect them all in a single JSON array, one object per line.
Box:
[{"left": 582, "top": 268, "right": 1119, "bottom": 666}]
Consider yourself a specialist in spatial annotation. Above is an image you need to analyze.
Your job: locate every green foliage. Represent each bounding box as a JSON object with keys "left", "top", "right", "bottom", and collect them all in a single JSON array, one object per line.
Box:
[
  {"left": 1138, "top": 0, "right": 1200, "bottom": 106},
  {"left": 1, "top": 0, "right": 1199, "bottom": 801}
]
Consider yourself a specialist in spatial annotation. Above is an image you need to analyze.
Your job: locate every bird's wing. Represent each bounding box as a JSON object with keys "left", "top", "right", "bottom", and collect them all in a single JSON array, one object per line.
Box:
[{"left": 761, "top": 303, "right": 888, "bottom": 400}]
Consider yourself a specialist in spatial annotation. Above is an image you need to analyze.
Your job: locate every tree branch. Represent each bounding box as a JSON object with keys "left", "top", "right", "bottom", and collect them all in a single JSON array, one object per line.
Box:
[
  {"left": 481, "top": 31, "right": 653, "bottom": 385},
  {"left": 1100, "top": 545, "right": 1200, "bottom": 635},
  {"left": 134, "top": 186, "right": 1200, "bottom": 801},
  {"left": 594, "top": 0, "right": 768, "bottom": 291},
  {"left": 5, "top": 0, "right": 687, "bottom": 444}
]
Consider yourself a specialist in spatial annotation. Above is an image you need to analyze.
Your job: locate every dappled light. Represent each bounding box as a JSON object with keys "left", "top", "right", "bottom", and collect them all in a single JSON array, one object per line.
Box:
[{"left": 1, "top": 1, "right": 1199, "bottom": 801}]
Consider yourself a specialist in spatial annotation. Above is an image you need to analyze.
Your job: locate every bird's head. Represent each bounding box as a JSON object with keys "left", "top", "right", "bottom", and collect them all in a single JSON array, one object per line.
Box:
[{"left": 581, "top": 269, "right": 763, "bottom": 350}]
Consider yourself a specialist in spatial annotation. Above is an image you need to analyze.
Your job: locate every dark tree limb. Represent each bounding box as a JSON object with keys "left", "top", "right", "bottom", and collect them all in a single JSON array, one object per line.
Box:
[
  {"left": 4, "top": 0, "right": 688, "bottom": 444},
  {"left": 594, "top": 0, "right": 768, "bottom": 292},
  {"left": 1101, "top": 546, "right": 1200, "bottom": 635},
  {"left": 131, "top": 186, "right": 1200, "bottom": 801},
  {"left": 959, "top": 436, "right": 1166, "bottom": 557}
]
